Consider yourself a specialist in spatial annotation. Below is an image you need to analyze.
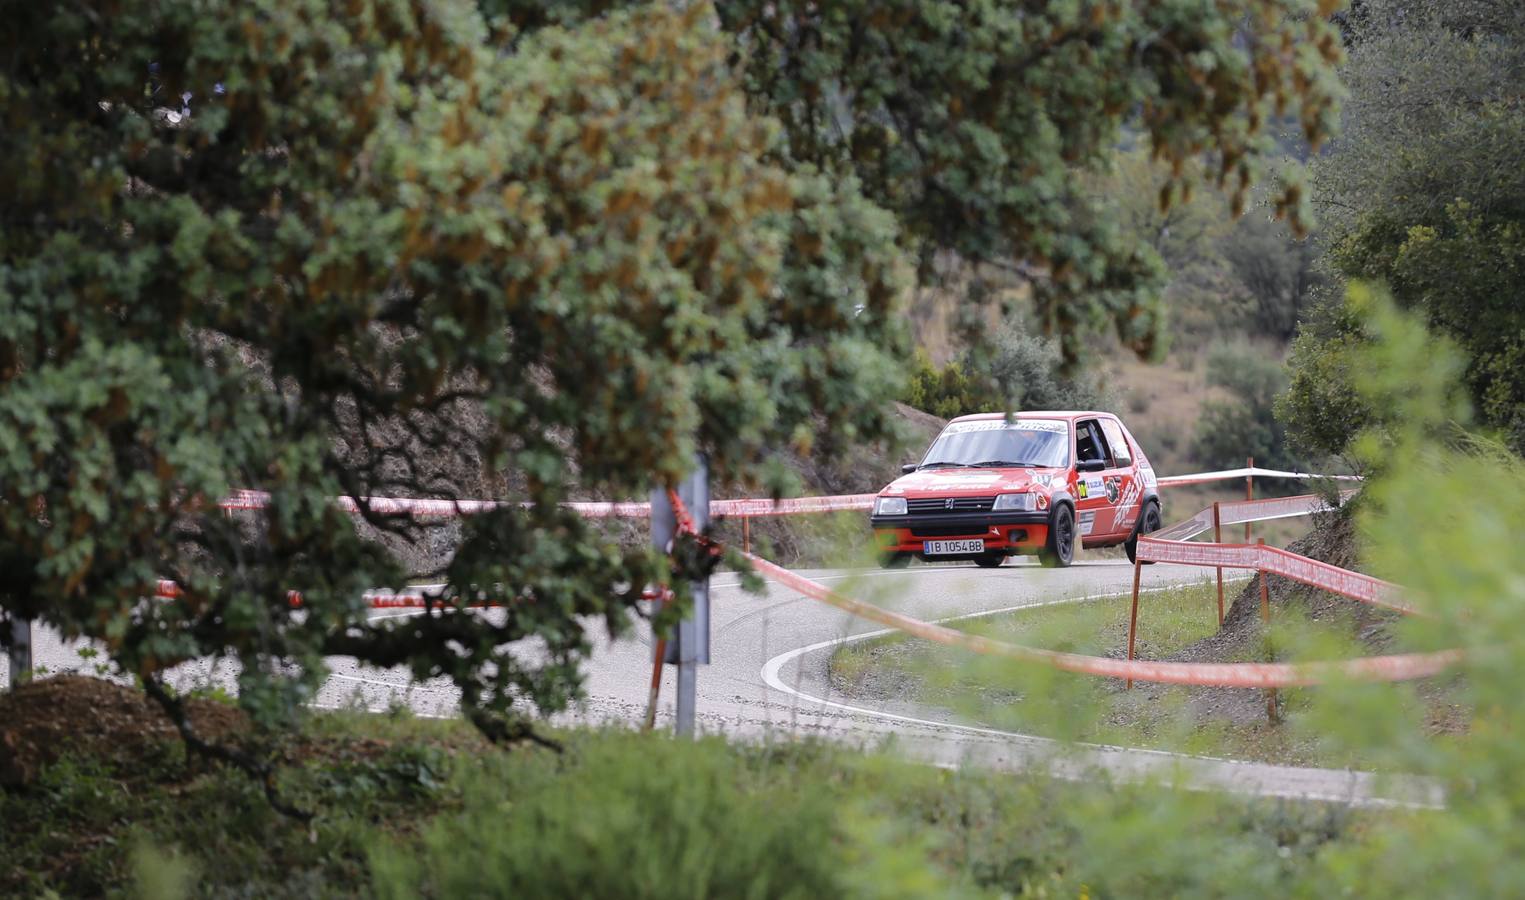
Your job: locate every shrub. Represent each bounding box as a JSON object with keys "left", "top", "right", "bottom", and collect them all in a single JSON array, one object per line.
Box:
[
  {"left": 1276, "top": 287, "right": 1375, "bottom": 459},
  {"left": 368, "top": 734, "right": 941, "bottom": 899},
  {"left": 902, "top": 350, "right": 990, "bottom": 420},
  {"left": 901, "top": 328, "right": 1109, "bottom": 418},
  {"left": 1192, "top": 342, "right": 1301, "bottom": 471}
]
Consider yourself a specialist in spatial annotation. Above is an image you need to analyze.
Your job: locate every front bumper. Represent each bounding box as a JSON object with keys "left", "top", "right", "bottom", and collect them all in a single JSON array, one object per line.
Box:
[{"left": 870, "top": 510, "right": 1050, "bottom": 555}]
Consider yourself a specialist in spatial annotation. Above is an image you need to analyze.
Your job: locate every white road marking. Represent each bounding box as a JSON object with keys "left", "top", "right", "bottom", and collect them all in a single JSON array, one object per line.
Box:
[{"left": 759, "top": 581, "right": 1442, "bottom": 809}]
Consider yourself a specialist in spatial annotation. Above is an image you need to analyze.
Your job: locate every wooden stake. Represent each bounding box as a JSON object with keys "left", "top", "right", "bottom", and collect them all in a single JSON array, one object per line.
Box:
[
  {"left": 1213, "top": 501, "right": 1225, "bottom": 626},
  {"left": 1125, "top": 556, "right": 1142, "bottom": 690},
  {"left": 644, "top": 623, "right": 666, "bottom": 731},
  {"left": 1259, "top": 538, "right": 1280, "bottom": 723}
]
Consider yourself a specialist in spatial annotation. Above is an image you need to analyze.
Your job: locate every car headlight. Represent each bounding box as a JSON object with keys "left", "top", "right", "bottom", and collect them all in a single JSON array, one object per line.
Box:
[
  {"left": 991, "top": 492, "right": 1037, "bottom": 512},
  {"left": 875, "top": 496, "right": 908, "bottom": 516}
]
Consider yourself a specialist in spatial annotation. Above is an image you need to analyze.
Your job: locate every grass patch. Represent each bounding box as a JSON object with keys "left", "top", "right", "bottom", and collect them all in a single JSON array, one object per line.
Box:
[{"left": 826, "top": 582, "right": 1418, "bottom": 767}]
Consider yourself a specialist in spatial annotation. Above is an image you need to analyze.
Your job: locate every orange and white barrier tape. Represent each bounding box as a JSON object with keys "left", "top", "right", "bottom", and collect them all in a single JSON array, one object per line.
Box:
[
  {"left": 734, "top": 482, "right": 1460, "bottom": 688},
  {"left": 155, "top": 466, "right": 1463, "bottom": 686},
  {"left": 153, "top": 579, "right": 668, "bottom": 610},
  {"left": 1135, "top": 489, "right": 1418, "bottom": 616},
  {"left": 218, "top": 465, "right": 1351, "bottom": 521},
  {"left": 1157, "top": 466, "right": 1362, "bottom": 488},
  {"left": 745, "top": 553, "right": 1458, "bottom": 688},
  {"left": 220, "top": 488, "right": 874, "bottom": 519},
  {"left": 1138, "top": 538, "right": 1418, "bottom": 616},
  {"left": 1215, "top": 489, "right": 1360, "bottom": 525}
]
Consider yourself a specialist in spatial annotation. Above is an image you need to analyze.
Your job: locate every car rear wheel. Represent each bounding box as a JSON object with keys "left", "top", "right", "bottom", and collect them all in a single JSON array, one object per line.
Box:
[
  {"left": 973, "top": 552, "right": 1005, "bottom": 569},
  {"left": 879, "top": 552, "right": 912, "bottom": 569},
  {"left": 1125, "top": 500, "right": 1162, "bottom": 565},
  {"left": 1039, "top": 505, "right": 1075, "bottom": 568}
]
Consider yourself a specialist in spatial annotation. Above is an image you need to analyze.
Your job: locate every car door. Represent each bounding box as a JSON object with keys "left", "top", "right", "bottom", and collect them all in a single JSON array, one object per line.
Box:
[
  {"left": 1072, "top": 418, "right": 1119, "bottom": 540},
  {"left": 1097, "top": 417, "right": 1141, "bottom": 537}
]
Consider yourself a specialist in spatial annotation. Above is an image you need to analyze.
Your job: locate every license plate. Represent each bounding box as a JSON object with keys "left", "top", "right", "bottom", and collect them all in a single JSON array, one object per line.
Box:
[{"left": 924, "top": 538, "right": 984, "bottom": 555}]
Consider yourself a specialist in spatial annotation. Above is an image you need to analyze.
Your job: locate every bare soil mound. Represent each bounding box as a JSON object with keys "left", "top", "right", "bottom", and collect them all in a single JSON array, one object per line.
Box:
[
  {"left": 1129, "top": 509, "right": 1466, "bottom": 733},
  {"left": 1176, "top": 509, "right": 1397, "bottom": 667},
  {"left": 0, "top": 676, "right": 247, "bottom": 787}
]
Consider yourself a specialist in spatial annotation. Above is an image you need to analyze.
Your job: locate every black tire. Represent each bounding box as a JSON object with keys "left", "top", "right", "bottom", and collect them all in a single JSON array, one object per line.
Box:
[
  {"left": 879, "top": 552, "right": 912, "bottom": 569},
  {"left": 973, "top": 552, "right": 1005, "bottom": 569},
  {"left": 1125, "top": 500, "right": 1162, "bottom": 565},
  {"left": 1039, "top": 505, "right": 1075, "bottom": 568}
]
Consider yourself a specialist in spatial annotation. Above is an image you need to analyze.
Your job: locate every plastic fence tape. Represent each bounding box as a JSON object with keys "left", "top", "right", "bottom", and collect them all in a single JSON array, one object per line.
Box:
[{"left": 745, "top": 553, "right": 1458, "bottom": 688}]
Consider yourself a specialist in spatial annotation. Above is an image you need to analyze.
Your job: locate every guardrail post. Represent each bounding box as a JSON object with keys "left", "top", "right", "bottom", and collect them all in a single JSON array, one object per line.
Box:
[
  {"left": 1245, "top": 456, "right": 1254, "bottom": 543},
  {"left": 6, "top": 612, "right": 31, "bottom": 688},
  {"left": 649, "top": 454, "right": 710, "bottom": 738},
  {"left": 1212, "top": 501, "right": 1225, "bottom": 626},
  {"left": 1258, "top": 538, "right": 1280, "bottom": 723},
  {"left": 1125, "top": 555, "right": 1142, "bottom": 690},
  {"left": 742, "top": 516, "right": 751, "bottom": 555}
]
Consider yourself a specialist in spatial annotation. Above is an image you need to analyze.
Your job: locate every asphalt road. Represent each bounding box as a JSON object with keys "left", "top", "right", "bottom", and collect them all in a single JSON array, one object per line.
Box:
[{"left": 10, "top": 555, "right": 1442, "bottom": 808}]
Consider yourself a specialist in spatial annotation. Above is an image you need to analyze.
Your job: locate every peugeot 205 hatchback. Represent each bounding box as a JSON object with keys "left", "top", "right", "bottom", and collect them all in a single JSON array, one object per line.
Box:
[{"left": 869, "top": 412, "right": 1162, "bottom": 568}]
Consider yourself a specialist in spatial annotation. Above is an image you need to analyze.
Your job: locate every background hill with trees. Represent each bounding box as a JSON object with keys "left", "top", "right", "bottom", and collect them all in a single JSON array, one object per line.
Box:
[{"left": 15, "top": 2, "right": 1525, "bottom": 897}]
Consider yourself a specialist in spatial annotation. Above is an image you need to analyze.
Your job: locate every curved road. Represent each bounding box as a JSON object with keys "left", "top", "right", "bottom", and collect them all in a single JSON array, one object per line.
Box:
[{"left": 12, "top": 556, "right": 1440, "bottom": 807}]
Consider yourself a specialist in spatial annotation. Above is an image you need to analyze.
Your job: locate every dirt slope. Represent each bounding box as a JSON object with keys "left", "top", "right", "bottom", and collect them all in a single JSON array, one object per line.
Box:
[{"left": 0, "top": 676, "right": 247, "bottom": 786}]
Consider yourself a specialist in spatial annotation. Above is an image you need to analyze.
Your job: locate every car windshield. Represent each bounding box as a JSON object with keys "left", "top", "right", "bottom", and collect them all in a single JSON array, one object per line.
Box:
[{"left": 919, "top": 419, "right": 1070, "bottom": 469}]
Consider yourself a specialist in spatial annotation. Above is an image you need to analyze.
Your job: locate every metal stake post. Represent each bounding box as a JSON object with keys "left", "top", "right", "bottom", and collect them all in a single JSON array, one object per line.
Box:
[
  {"left": 649, "top": 455, "right": 710, "bottom": 737},
  {"left": 6, "top": 613, "right": 32, "bottom": 687}
]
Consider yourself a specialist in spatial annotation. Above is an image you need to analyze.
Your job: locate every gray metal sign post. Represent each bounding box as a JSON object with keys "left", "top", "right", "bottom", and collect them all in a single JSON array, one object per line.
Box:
[
  {"left": 649, "top": 455, "right": 710, "bottom": 737},
  {"left": 6, "top": 613, "right": 31, "bottom": 688}
]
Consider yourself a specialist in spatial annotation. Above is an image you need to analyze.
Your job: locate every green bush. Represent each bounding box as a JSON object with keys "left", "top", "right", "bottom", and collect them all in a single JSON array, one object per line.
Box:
[
  {"left": 1192, "top": 342, "right": 1301, "bottom": 472},
  {"left": 1277, "top": 288, "right": 1377, "bottom": 459},
  {"left": 902, "top": 350, "right": 992, "bottom": 420},
  {"left": 369, "top": 734, "right": 943, "bottom": 899},
  {"left": 901, "top": 329, "right": 1108, "bottom": 419},
  {"left": 1220, "top": 213, "right": 1323, "bottom": 343},
  {"left": 1301, "top": 0, "right": 1525, "bottom": 454}
]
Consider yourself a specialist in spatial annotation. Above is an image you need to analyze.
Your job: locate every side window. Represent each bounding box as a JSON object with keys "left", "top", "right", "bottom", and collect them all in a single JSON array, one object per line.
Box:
[
  {"left": 1099, "top": 419, "right": 1132, "bottom": 465},
  {"left": 1075, "top": 419, "right": 1112, "bottom": 465}
]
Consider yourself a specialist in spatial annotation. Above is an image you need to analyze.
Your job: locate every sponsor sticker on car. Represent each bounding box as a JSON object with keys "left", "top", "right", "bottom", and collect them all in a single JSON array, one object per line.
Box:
[{"left": 941, "top": 418, "right": 1067, "bottom": 435}]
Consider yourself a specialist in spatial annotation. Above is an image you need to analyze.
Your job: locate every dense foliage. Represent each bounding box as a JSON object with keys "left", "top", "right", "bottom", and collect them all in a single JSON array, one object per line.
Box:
[
  {"left": 1283, "top": 0, "right": 1525, "bottom": 456},
  {"left": 496, "top": 0, "right": 1346, "bottom": 363},
  {"left": 1098, "top": 150, "right": 1325, "bottom": 350},
  {"left": 0, "top": 0, "right": 905, "bottom": 755},
  {"left": 1192, "top": 342, "right": 1302, "bottom": 472},
  {"left": 902, "top": 329, "right": 1108, "bottom": 419},
  {"left": 1, "top": 0, "right": 1349, "bottom": 774}
]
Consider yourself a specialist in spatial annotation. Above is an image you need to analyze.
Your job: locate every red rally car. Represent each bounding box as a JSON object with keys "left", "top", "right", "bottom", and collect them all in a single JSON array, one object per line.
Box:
[{"left": 870, "top": 412, "right": 1163, "bottom": 569}]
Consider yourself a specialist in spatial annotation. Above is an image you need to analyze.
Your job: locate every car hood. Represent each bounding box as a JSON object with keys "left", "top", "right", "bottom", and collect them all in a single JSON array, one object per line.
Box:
[{"left": 881, "top": 467, "right": 1065, "bottom": 496}]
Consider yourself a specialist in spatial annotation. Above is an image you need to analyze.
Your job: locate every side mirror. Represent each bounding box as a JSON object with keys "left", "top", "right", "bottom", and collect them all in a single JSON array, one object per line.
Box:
[
  {"left": 901, "top": 463, "right": 919, "bottom": 474},
  {"left": 1076, "top": 459, "right": 1106, "bottom": 473}
]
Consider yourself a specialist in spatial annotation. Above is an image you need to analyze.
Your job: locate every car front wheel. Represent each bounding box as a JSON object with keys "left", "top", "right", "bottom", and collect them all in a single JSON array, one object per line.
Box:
[
  {"left": 1125, "top": 500, "right": 1162, "bottom": 565},
  {"left": 1039, "top": 505, "right": 1075, "bottom": 568}
]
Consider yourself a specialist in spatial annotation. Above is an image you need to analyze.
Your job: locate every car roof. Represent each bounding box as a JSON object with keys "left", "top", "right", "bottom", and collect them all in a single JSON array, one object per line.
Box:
[{"left": 947, "top": 411, "right": 1113, "bottom": 423}]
